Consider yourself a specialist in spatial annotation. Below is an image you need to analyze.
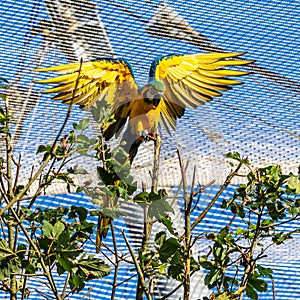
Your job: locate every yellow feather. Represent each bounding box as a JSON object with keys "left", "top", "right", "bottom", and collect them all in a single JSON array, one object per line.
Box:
[
  {"left": 181, "top": 78, "right": 221, "bottom": 97},
  {"left": 193, "top": 72, "right": 242, "bottom": 85},
  {"left": 194, "top": 51, "right": 245, "bottom": 61},
  {"left": 34, "top": 62, "right": 83, "bottom": 73},
  {"left": 213, "top": 59, "right": 252, "bottom": 67},
  {"left": 198, "top": 69, "right": 250, "bottom": 78},
  {"left": 38, "top": 72, "right": 79, "bottom": 84},
  {"left": 186, "top": 74, "right": 229, "bottom": 91}
]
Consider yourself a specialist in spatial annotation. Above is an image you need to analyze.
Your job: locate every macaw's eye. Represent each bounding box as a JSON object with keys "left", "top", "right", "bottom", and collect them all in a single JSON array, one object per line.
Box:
[{"left": 149, "top": 86, "right": 156, "bottom": 95}]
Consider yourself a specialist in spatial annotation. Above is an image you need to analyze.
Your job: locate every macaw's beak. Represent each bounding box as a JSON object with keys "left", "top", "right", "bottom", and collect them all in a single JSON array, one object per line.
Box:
[{"left": 153, "top": 92, "right": 164, "bottom": 107}]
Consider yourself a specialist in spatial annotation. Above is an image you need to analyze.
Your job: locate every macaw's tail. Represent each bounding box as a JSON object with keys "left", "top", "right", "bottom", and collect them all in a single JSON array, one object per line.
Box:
[
  {"left": 96, "top": 213, "right": 112, "bottom": 253},
  {"left": 121, "top": 128, "right": 144, "bottom": 164}
]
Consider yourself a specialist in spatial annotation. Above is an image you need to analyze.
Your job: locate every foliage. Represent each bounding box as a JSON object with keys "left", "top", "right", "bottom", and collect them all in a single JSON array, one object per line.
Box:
[
  {"left": 199, "top": 154, "right": 300, "bottom": 300},
  {"left": 0, "top": 94, "right": 113, "bottom": 299}
]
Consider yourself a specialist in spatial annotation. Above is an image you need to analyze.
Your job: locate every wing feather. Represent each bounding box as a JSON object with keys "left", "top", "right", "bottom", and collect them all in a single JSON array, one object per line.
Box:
[
  {"left": 151, "top": 52, "right": 253, "bottom": 132},
  {"left": 36, "top": 59, "right": 139, "bottom": 110}
]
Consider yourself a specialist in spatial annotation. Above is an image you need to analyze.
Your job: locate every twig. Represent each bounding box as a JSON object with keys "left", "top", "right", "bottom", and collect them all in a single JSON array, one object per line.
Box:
[
  {"left": 177, "top": 148, "right": 190, "bottom": 300},
  {"left": 0, "top": 144, "right": 58, "bottom": 216},
  {"left": 114, "top": 273, "right": 138, "bottom": 288},
  {"left": 121, "top": 230, "right": 152, "bottom": 300},
  {"left": 7, "top": 206, "right": 62, "bottom": 299},
  {"left": 272, "top": 279, "right": 276, "bottom": 300},
  {"left": 191, "top": 161, "right": 244, "bottom": 231},
  {"left": 170, "top": 159, "right": 190, "bottom": 207},
  {"left": 238, "top": 205, "right": 263, "bottom": 300},
  {"left": 61, "top": 273, "right": 70, "bottom": 299},
  {"left": 111, "top": 224, "right": 119, "bottom": 300},
  {"left": 151, "top": 133, "right": 161, "bottom": 193},
  {"left": 12, "top": 153, "right": 22, "bottom": 195}
]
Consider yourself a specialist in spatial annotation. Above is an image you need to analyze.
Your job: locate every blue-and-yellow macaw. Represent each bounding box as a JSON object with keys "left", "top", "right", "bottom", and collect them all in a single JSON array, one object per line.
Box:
[{"left": 36, "top": 52, "right": 252, "bottom": 162}]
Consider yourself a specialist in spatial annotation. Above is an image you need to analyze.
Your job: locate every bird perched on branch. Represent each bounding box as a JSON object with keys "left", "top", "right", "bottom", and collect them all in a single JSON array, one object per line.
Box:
[{"left": 36, "top": 52, "right": 252, "bottom": 162}]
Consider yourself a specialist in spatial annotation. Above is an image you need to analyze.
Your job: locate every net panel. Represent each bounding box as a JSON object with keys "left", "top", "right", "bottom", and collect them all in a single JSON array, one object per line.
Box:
[{"left": 0, "top": 1, "right": 299, "bottom": 299}]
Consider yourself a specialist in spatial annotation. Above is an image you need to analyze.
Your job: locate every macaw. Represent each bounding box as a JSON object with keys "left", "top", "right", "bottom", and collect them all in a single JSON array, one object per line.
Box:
[{"left": 36, "top": 52, "right": 252, "bottom": 163}]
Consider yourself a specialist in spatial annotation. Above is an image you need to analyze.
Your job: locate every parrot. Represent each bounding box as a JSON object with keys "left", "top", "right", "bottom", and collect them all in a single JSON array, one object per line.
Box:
[
  {"left": 36, "top": 52, "right": 252, "bottom": 251},
  {"left": 36, "top": 52, "right": 253, "bottom": 163}
]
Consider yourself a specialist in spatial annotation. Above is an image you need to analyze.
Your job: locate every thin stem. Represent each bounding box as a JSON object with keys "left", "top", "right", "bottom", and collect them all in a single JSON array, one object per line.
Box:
[
  {"left": 61, "top": 273, "right": 70, "bottom": 299},
  {"left": 5, "top": 87, "right": 18, "bottom": 300},
  {"left": 0, "top": 186, "right": 61, "bottom": 298},
  {"left": 111, "top": 225, "right": 119, "bottom": 300},
  {"left": 151, "top": 133, "right": 161, "bottom": 193},
  {"left": 0, "top": 144, "right": 58, "bottom": 216},
  {"left": 191, "top": 161, "right": 244, "bottom": 231},
  {"left": 5, "top": 93, "right": 13, "bottom": 200},
  {"left": 137, "top": 133, "right": 161, "bottom": 300},
  {"left": 177, "top": 148, "right": 190, "bottom": 300},
  {"left": 238, "top": 206, "right": 263, "bottom": 300},
  {"left": 12, "top": 154, "right": 22, "bottom": 195},
  {"left": 272, "top": 279, "right": 276, "bottom": 300},
  {"left": 122, "top": 230, "right": 152, "bottom": 300}
]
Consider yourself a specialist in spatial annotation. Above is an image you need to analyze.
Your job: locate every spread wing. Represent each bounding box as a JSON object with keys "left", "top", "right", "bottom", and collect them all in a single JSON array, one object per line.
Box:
[
  {"left": 151, "top": 52, "right": 253, "bottom": 132},
  {"left": 35, "top": 58, "right": 139, "bottom": 110}
]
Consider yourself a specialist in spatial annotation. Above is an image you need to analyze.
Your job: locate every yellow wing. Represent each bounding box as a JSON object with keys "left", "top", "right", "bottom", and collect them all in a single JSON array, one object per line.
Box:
[
  {"left": 151, "top": 52, "right": 253, "bottom": 132},
  {"left": 35, "top": 58, "right": 139, "bottom": 110}
]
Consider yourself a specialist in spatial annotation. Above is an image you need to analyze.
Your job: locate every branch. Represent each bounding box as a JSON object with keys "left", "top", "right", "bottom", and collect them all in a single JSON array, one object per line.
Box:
[
  {"left": 111, "top": 224, "right": 120, "bottom": 300},
  {"left": 121, "top": 230, "right": 152, "bottom": 300},
  {"left": 191, "top": 160, "right": 244, "bottom": 231},
  {"left": 0, "top": 144, "right": 58, "bottom": 216},
  {"left": 0, "top": 59, "right": 84, "bottom": 215},
  {"left": 176, "top": 148, "right": 190, "bottom": 300}
]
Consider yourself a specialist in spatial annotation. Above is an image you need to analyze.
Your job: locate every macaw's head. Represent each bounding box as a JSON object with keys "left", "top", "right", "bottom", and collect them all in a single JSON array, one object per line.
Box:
[{"left": 142, "top": 80, "right": 166, "bottom": 107}]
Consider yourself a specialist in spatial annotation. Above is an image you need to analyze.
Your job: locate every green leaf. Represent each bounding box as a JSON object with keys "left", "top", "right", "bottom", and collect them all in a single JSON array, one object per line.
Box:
[
  {"left": 69, "top": 274, "right": 82, "bottom": 291},
  {"left": 256, "top": 265, "right": 273, "bottom": 279},
  {"left": 226, "top": 152, "right": 241, "bottom": 160},
  {"left": 43, "top": 220, "right": 53, "bottom": 238},
  {"left": 16, "top": 244, "right": 27, "bottom": 260},
  {"left": 287, "top": 176, "right": 300, "bottom": 194},
  {"left": 77, "top": 256, "right": 110, "bottom": 279},
  {"left": 68, "top": 167, "right": 88, "bottom": 175},
  {"left": 205, "top": 268, "right": 222, "bottom": 288},
  {"left": 36, "top": 144, "right": 51, "bottom": 154},
  {"left": 0, "top": 239, "right": 14, "bottom": 257},
  {"left": 245, "top": 286, "right": 258, "bottom": 300},
  {"left": 168, "top": 260, "right": 184, "bottom": 280},
  {"left": 236, "top": 227, "right": 246, "bottom": 236},
  {"left": 148, "top": 198, "right": 174, "bottom": 220},
  {"left": 56, "top": 254, "right": 74, "bottom": 274},
  {"left": 159, "top": 217, "right": 178, "bottom": 236},
  {"left": 158, "top": 237, "right": 181, "bottom": 263},
  {"left": 225, "top": 152, "right": 249, "bottom": 164},
  {"left": 53, "top": 221, "right": 65, "bottom": 238},
  {"left": 154, "top": 231, "right": 166, "bottom": 248},
  {"left": 249, "top": 277, "right": 268, "bottom": 292},
  {"left": 200, "top": 260, "right": 213, "bottom": 270},
  {"left": 0, "top": 126, "right": 9, "bottom": 133},
  {"left": 133, "top": 192, "right": 149, "bottom": 203},
  {"left": 74, "top": 118, "right": 89, "bottom": 131},
  {"left": 77, "top": 133, "right": 90, "bottom": 144},
  {"left": 57, "top": 231, "right": 70, "bottom": 248},
  {"left": 69, "top": 206, "right": 88, "bottom": 222}
]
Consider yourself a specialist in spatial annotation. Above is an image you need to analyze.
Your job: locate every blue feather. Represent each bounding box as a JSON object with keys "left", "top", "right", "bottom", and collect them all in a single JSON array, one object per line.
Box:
[{"left": 148, "top": 54, "right": 178, "bottom": 80}]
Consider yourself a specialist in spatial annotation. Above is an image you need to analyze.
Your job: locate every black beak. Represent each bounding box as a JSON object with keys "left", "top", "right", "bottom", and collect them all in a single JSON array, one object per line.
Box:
[{"left": 153, "top": 93, "right": 163, "bottom": 107}]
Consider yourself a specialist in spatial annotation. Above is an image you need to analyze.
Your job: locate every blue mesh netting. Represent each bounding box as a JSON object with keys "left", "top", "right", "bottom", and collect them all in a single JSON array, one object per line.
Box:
[{"left": 0, "top": 1, "right": 300, "bottom": 299}]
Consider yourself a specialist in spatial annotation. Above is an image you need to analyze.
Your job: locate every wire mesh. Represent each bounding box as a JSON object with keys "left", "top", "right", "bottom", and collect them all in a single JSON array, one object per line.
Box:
[{"left": 0, "top": 0, "right": 300, "bottom": 299}]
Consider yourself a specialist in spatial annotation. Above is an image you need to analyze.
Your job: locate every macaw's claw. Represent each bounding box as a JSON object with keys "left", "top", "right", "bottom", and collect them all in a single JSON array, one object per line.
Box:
[{"left": 138, "top": 130, "right": 149, "bottom": 139}]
